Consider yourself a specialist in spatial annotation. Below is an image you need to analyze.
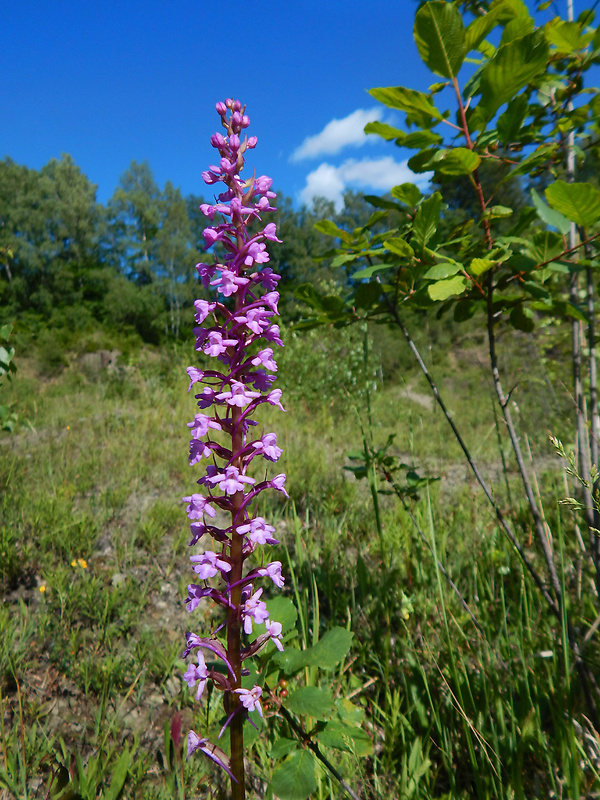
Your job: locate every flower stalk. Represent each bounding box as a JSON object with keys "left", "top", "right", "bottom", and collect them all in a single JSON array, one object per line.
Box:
[{"left": 182, "top": 99, "right": 286, "bottom": 798}]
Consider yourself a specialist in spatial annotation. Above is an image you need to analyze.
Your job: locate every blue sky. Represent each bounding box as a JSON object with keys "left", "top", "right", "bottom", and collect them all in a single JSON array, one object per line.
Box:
[{"left": 0, "top": 1, "right": 572, "bottom": 210}]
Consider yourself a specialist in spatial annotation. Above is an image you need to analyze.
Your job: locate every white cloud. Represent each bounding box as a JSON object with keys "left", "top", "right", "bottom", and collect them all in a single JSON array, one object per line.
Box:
[
  {"left": 299, "top": 156, "right": 431, "bottom": 212},
  {"left": 291, "top": 108, "right": 383, "bottom": 162}
]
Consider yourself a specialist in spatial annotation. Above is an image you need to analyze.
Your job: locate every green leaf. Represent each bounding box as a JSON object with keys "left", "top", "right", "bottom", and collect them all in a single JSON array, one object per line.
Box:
[
  {"left": 432, "top": 147, "right": 481, "bottom": 176},
  {"left": 545, "top": 19, "right": 588, "bottom": 54},
  {"left": 408, "top": 148, "right": 440, "bottom": 174},
  {"left": 354, "top": 282, "right": 382, "bottom": 309},
  {"left": 0, "top": 323, "right": 13, "bottom": 342},
  {"left": 364, "top": 121, "right": 406, "bottom": 141},
  {"left": 531, "top": 188, "right": 571, "bottom": 235},
  {"left": 270, "top": 750, "right": 318, "bottom": 800},
  {"left": 412, "top": 192, "right": 442, "bottom": 252},
  {"left": 469, "top": 257, "right": 495, "bottom": 276},
  {"left": 483, "top": 205, "right": 513, "bottom": 219},
  {"left": 270, "top": 738, "right": 299, "bottom": 760},
  {"left": 383, "top": 238, "right": 414, "bottom": 258},
  {"left": 266, "top": 596, "right": 298, "bottom": 633},
  {"left": 428, "top": 276, "right": 467, "bottom": 301},
  {"left": 316, "top": 725, "right": 354, "bottom": 753},
  {"left": 454, "top": 298, "right": 477, "bottom": 321},
  {"left": 310, "top": 627, "right": 354, "bottom": 670},
  {"left": 103, "top": 747, "right": 132, "bottom": 800},
  {"left": 404, "top": 130, "right": 444, "bottom": 149},
  {"left": 464, "top": 4, "right": 503, "bottom": 53},
  {"left": 286, "top": 687, "right": 336, "bottom": 719},
  {"left": 391, "top": 183, "right": 422, "bottom": 207},
  {"left": 369, "top": 86, "right": 443, "bottom": 128},
  {"left": 509, "top": 305, "right": 534, "bottom": 332},
  {"left": 314, "top": 219, "right": 345, "bottom": 237},
  {"left": 507, "top": 143, "right": 558, "bottom": 179},
  {"left": 364, "top": 195, "right": 404, "bottom": 211},
  {"left": 497, "top": 94, "right": 529, "bottom": 144},
  {"left": 351, "top": 263, "right": 391, "bottom": 280},
  {"left": 424, "top": 262, "right": 462, "bottom": 280},
  {"left": 478, "top": 30, "right": 549, "bottom": 121},
  {"left": 545, "top": 180, "right": 600, "bottom": 228},
  {"left": 414, "top": 1, "right": 467, "bottom": 79}
]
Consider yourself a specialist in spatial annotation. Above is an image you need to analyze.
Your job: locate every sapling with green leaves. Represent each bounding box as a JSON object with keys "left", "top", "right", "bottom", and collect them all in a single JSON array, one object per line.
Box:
[{"left": 298, "top": 0, "right": 600, "bottom": 725}]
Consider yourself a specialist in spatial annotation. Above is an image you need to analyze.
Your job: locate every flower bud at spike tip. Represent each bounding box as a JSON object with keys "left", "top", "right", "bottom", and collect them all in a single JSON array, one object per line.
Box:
[{"left": 181, "top": 100, "right": 286, "bottom": 791}]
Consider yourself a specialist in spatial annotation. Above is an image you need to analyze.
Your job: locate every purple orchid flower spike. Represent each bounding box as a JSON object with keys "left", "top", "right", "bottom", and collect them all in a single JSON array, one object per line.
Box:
[{"left": 181, "top": 99, "right": 287, "bottom": 796}]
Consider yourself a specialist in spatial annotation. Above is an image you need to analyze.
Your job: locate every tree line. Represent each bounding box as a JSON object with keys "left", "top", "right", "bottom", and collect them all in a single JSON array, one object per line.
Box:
[{"left": 0, "top": 155, "right": 393, "bottom": 344}]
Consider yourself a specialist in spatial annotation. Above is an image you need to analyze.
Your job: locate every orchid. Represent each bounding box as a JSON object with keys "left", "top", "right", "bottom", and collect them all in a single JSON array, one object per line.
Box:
[{"left": 181, "top": 98, "right": 286, "bottom": 795}]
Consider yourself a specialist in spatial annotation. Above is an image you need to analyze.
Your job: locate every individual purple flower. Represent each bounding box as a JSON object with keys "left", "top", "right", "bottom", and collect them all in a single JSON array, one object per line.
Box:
[
  {"left": 265, "top": 619, "right": 284, "bottom": 651},
  {"left": 183, "top": 493, "right": 216, "bottom": 520},
  {"left": 256, "top": 561, "right": 285, "bottom": 588},
  {"left": 215, "top": 381, "right": 261, "bottom": 408},
  {"left": 184, "top": 651, "right": 208, "bottom": 701},
  {"left": 270, "top": 474, "right": 288, "bottom": 496},
  {"left": 206, "top": 465, "right": 255, "bottom": 495},
  {"left": 251, "top": 348, "right": 278, "bottom": 372},
  {"left": 194, "top": 299, "right": 216, "bottom": 323},
  {"left": 242, "top": 587, "right": 270, "bottom": 634},
  {"left": 252, "top": 433, "right": 282, "bottom": 462},
  {"left": 188, "top": 413, "right": 222, "bottom": 438},
  {"left": 190, "top": 551, "right": 232, "bottom": 580},
  {"left": 237, "top": 517, "right": 279, "bottom": 545},
  {"left": 186, "top": 367, "right": 205, "bottom": 391},
  {"left": 234, "top": 685, "right": 263, "bottom": 717}
]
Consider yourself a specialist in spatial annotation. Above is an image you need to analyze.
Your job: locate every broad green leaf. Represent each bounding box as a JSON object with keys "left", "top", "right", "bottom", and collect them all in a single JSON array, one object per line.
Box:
[
  {"left": 545, "top": 180, "right": 600, "bottom": 228},
  {"left": 408, "top": 148, "right": 440, "bottom": 174},
  {"left": 270, "top": 750, "right": 318, "bottom": 800},
  {"left": 424, "top": 262, "right": 462, "bottom": 280},
  {"left": 483, "top": 205, "right": 513, "bottom": 219},
  {"left": 309, "top": 627, "right": 354, "bottom": 670},
  {"left": 384, "top": 238, "right": 414, "bottom": 258},
  {"left": 510, "top": 305, "right": 534, "bottom": 332},
  {"left": 497, "top": 94, "right": 529, "bottom": 144},
  {"left": 0, "top": 323, "right": 13, "bottom": 342},
  {"left": 331, "top": 253, "right": 359, "bottom": 268},
  {"left": 270, "top": 738, "right": 299, "bottom": 760},
  {"left": 469, "top": 257, "right": 495, "bottom": 276},
  {"left": 314, "top": 219, "right": 345, "bottom": 237},
  {"left": 364, "top": 121, "right": 406, "bottom": 141},
  {"left": 545, "top": 19, "right": 588, "bottom": 54},
  {"left": 354, "top": 282, "right": 382, "bottom": 309},
  {"left": 526, "top": 230, "right": 564, "bottom": 265},
  {"left": 428, "top": 275, "right": 467, "bottom": 301},
  {"left": 414, "top": 1, "right": 467, "bottom": 79},
  {"left": 478, "top": 30, "right": 549, "bottom": 121},
  {"left": 507, "top": 144, "right": 558, "bottom": 179},
  {"left": 364, "top": 195, "right": 405, "bottom": 211},
  {"left": 369, "top": 86, "right": 443, "bottom": 128},
  {"left": 531, "top": 188, "right": 571, "bottom": 235},
  {"left": 266, "top": 596, "right": 298, "bottom": 633},
  {"left": 454, "top": 298, "right": 477, "bottom": 321},
  {"left": 412, "top": 192, "right": 442, "bottom": 252},
  {"left": 432, "top": 147, "right": 481, "bottom": 175},
  {"left": 351, "top": 263, "right": 391, "bottom": 280},
  {"left": 287, "top": 687, "right": 335, "bottom": 719},
  {"left": 404, "top": 130, "right": 444, "bottom": 148},
  {"left": 465, "top": 4, "right": 503, "bottom": 53},
  {"left": 391, "top": 183, "right": 422, "bottom": 207},
  {"left": 316, "top": 725, "right": 354, "bottom": 753}
]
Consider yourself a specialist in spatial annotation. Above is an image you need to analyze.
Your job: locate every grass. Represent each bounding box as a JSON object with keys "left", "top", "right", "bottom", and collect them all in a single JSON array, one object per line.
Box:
[{"left": 1, "top": 323, "right": 599, "bottom": 798}]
